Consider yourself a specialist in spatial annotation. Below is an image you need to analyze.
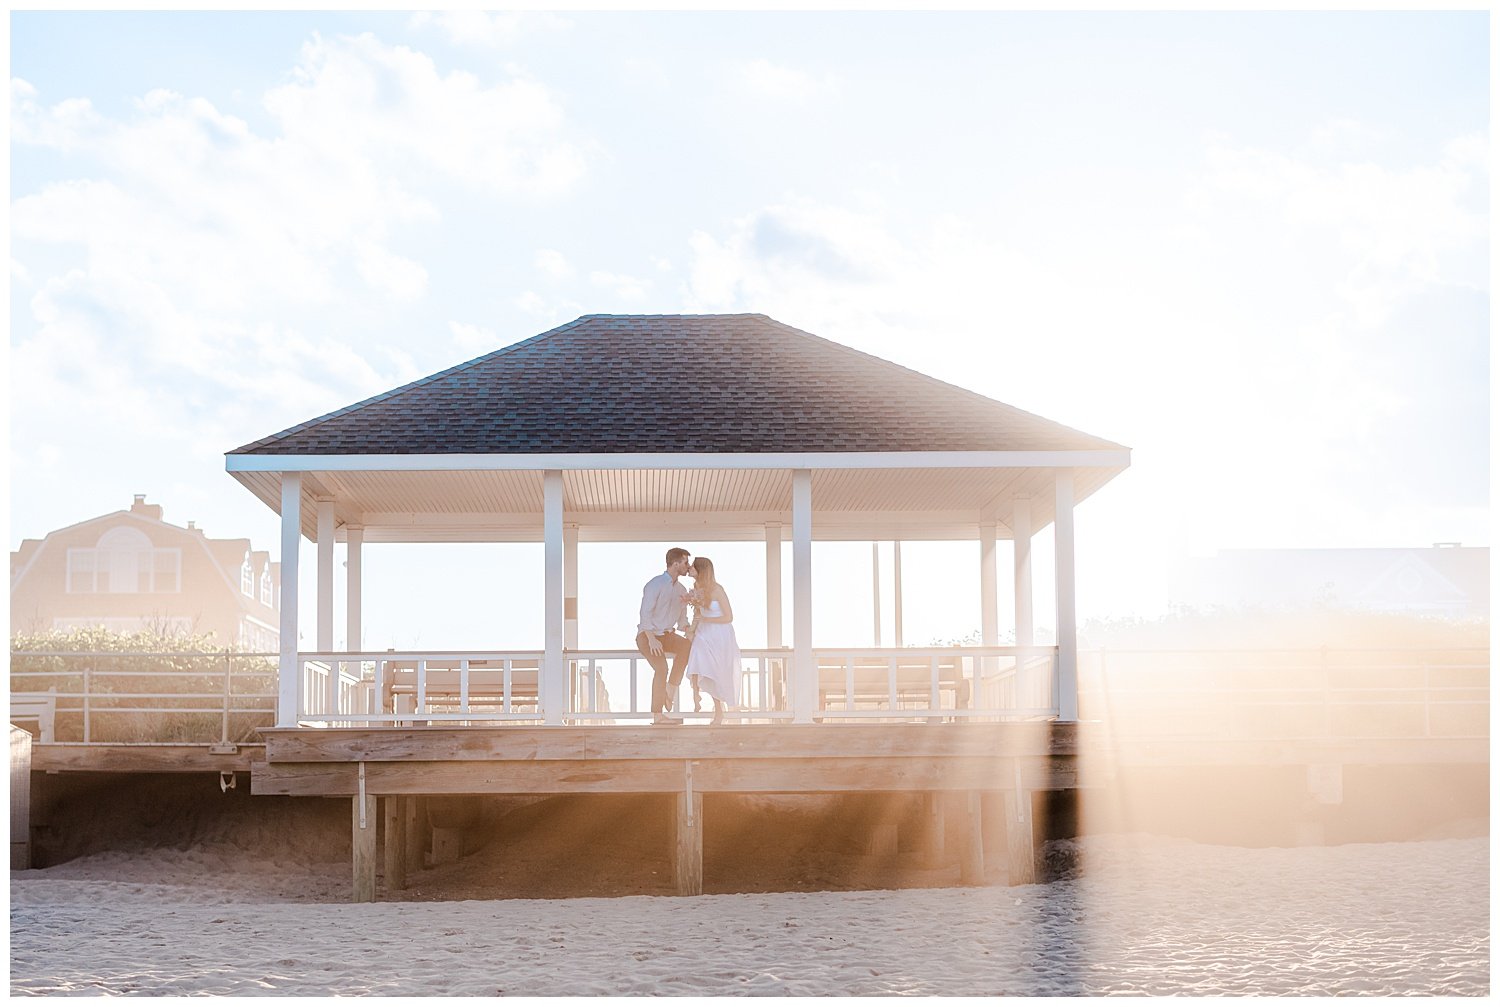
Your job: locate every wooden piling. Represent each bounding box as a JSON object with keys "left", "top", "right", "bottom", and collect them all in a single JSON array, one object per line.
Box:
[
  {"left": 383, "top": 796, "right": 406, "bottom": 892},
  {"left": 960, "top": 790, "right": 985, "bottom": 884},
  {"left": 921, "top": 792, "right": 945, "bottom": 868},
  {"left": 1003, "top": 789, "right": 1036, "bottom": 885},
  {"left": 352, "top": 791, "right": 377, "bottom": 902},
  {"left": 403, "top": 796, "right": 423, "bottom": 874},
  {"left": 673, "top": 790, "right": 703, "bottom": 896},
  {"left": 10, "top": 727, "right": 32, "bottom": 871}
]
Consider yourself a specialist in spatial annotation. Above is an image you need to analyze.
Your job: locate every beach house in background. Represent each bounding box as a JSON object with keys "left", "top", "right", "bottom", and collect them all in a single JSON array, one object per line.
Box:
[
  {"left": 9, "top": 495, "right": 281, "bottom": 649},
  {"left": 1169, "top": 545, "right": 1489, "bottom": 619}
]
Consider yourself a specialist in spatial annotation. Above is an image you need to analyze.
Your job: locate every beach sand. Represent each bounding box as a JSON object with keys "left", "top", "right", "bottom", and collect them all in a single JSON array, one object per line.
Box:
[{"left": 9, "top": 786, "right": 1489, "bottom": 996}]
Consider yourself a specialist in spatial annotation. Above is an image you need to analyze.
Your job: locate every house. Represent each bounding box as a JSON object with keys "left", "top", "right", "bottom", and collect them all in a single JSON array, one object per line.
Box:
[
  {"left": 1168, "top": 545, "right": 1489, "bottom": 619},
  {"left": 10, "top": 494, "right": 281, "bottom": 650}
]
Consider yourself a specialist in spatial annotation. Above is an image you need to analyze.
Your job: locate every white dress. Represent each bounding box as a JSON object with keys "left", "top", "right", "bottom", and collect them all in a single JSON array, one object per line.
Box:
[{"left": 685, "top": 599, "right": 742, "bottom": 705}]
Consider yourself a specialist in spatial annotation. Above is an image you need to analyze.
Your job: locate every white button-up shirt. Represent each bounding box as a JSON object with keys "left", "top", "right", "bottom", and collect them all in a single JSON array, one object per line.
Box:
[{"left": 638, "top": 571, "right": 687, "bottom": 636}]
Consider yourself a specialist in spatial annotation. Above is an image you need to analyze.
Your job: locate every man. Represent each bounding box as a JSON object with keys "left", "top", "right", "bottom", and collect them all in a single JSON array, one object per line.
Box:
[{"left": 636, "top": 547, "right": 694, "bottom": 725}]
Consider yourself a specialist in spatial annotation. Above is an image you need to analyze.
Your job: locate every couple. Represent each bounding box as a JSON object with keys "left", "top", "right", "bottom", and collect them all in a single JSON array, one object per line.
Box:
[{"left": 635, "top": 547, "right": 741, "bottom": 725}]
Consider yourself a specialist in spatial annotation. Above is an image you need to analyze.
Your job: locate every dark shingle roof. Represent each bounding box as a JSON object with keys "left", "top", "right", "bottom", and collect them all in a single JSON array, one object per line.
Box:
[{"left": 231, "top": 314, "right": 1124, "bottom": 455}]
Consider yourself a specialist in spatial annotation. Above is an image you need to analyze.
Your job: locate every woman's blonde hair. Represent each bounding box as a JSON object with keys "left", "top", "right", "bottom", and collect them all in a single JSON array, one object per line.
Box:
[{"left": 691, "top": 557, "right": 717, "bottom": 599}]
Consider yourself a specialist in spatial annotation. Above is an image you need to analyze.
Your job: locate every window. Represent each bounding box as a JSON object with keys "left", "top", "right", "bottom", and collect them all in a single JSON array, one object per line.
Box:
[
  {"left": 66, "top": 549, "right": 99, "bottom": 593},
  {"left": 67, "top": 527, "right": 181, "bottom": 593},
  {"left": 241, "top": 554, "right": 254, "bottom": 596},
  {"left": 260, "top": 567, "right": 274, "bottom": 607},
  {"left": 153, "top": 550, "right": 181, "bottom": 593}
]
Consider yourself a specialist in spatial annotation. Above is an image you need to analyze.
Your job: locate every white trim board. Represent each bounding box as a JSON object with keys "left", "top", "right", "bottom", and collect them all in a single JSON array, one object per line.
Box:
[{"left": 226, "top": 449, "right": 1131, "bottom": 473}]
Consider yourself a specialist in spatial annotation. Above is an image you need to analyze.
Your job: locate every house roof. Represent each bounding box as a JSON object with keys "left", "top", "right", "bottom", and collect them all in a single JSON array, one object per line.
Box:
[{"left": 232, "top": 314, "right": 1125, "bottom": 457}]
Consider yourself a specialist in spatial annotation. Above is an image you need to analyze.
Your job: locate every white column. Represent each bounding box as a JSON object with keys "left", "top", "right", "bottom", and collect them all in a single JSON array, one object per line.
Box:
[
  {"left": 764, "top": 523, "right": 782, "bottom": 648},
  {"left": 893, "top": 540, "right": 904, "bottom": 648},
  {"left": 563, "top": 524, "right": 579, "bottom": 650},
  {"left": 345, "top": 526, "right": 363, "bottom": 653},
  {"left": 277, "top": 473, "right": 301, "bottom": 727},
  {"left": 871, "top": 542, "right": 882, "bottom": 647},
  {"left": 1012, "top": 498, "right": 1033, "bottom": 648},
  {"left": 543, "top": 471, "right": 566, "bottom": 726},
  {"left": 791, "top": 470, "right": 814, "bottom": 723},
  {"left": 980, "top": 522, "right": 998, "bottom": 648},
  {"left": 316, "top": 499, "right": 335, "bottom": 653},
  {"left": 1054, "top": 470, "right": 1078, "bottom": 721}
]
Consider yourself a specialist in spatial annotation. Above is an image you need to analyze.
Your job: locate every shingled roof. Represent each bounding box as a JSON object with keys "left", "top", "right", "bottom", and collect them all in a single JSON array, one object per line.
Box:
[{"left": 231, "top": 314, "right": 1123, "bottom": 456}]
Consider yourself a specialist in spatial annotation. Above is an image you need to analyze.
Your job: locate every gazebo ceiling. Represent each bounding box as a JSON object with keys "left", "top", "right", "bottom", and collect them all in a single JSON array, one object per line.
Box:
[
  {"left": 228, "top": 463, "right": 1121, "bottom": 543},
  {"left": 226, "top": 314, "right": 1130, "bottom": 543}
]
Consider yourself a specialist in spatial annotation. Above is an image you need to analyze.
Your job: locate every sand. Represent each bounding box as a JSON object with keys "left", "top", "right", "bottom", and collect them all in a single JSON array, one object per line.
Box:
[{"left": 11, "top": 828, "right": 1488, "bottom": 996}]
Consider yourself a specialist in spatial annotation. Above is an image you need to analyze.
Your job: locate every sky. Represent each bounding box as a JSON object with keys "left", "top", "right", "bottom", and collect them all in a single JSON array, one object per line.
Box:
[{"left": 7, "top": 10, "right": 1490, "bottom": 652}]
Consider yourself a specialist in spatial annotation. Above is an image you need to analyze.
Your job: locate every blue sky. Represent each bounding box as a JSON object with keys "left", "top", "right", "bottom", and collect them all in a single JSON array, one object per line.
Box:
[{"left": 8, "top": 10, "right": 1489, "bottom": 649}]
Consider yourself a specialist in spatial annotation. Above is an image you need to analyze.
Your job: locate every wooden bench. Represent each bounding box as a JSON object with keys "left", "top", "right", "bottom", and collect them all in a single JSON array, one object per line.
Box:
[
  {"left": 816, "top": 657, "right": 971, "bottom": 712},
  {"left": 379, "top": 659, "right": 541, "bottom": 717},
  {"left": 10, "top": 689, "right": 56, "bottom": 744}
]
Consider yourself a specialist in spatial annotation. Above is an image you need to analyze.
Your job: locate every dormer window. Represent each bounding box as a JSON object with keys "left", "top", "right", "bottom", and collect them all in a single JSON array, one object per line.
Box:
[
  {"left": 260, "top": 566, "right": 274, "bottom": 606},
  {"left": 241, "top": 554, "right": 254, "bottom": 596}
]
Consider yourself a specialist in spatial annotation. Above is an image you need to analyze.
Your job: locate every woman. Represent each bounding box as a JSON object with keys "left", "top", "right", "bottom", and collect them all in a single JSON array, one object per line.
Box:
[{"left": 683, "top": 557, "right": 742, "bottom": 725}]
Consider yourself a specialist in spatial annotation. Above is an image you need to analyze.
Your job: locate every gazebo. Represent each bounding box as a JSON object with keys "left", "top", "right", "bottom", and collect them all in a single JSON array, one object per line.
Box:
[{"left": 226, "top": 313, "right": 1130, "bottom": 898}]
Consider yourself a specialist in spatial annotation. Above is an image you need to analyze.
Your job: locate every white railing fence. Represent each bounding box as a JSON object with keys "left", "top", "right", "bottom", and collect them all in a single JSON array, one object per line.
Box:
[
  {"left": 289, "top": 646, "right": 1060, "bottom": 726},
  {"left": 9, "top": 651, "right": 278, "bottom": 745},
  {"left": 12, "top": 646, "right": 1487, "bottom": 740},
  {"left": 1079, "top": 646, "right": 1490, "bottom": 741}
]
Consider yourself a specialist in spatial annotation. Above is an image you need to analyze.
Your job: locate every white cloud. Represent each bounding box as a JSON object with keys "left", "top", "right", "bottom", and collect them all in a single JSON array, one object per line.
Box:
[
  {"left": 264, "top": 33, "right": 586, "bottom": 197},
  {"left": 409, "top": 11, "right": 570, "bottom": 48},
  {"left": 734, "top": 58, "right": 840, "bottom": 100},
  {"left": 9, "top": 33, "right": 596, "bottom": 544},
  {"left": 535, "top": 248, "right": 574, "bottom": 280},
  {"left": 681, "top": 122, "right": 1488, "bottom": 581},
  {"left": 354, "top": 241, "right": 429, "bottom": 301},
  {"left": 589, "top": 270, "right": 650, "bottom": 301},
  {"left": 449, "top": 321, "right": 498, "bottom": 353}
]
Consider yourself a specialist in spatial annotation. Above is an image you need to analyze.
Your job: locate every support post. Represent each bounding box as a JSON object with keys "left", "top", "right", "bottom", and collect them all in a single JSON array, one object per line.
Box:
[
  {"left": 563, "top": 524, "right": 579, "bottom": 650},
  {"left": 383, "top": 795, "right": 406, "bottom": 892},
  {"left": 1003, "top": 789, "right": 1037, "bottom": 886},
  {"left": 543, "top": 470, "right": 565, "bottom": 726},
  {"left": 346, "top": 525, "right": 363, "bottom": 717},
  {"left": 352, "top": 783, "right": 376, "bottom": 903},
  {"left": 346, "top": 526, "right": 362, "bottom": 651},
  {"left": 403, "top": 797, "right": 423, "bottom": 876},
  {"left": 1012, "top": 498, "right": 1033, "bottom": 649},
  {"left": 893, "top": 540, "right": 904, "bottom": 647},
  {"left": 790, "top": 470, "right": 815, "bottom": 723},
  {"left": 674, "top": 769, "right": 703, "bottom": 896},
  {"left": 922, "top": 792, "right": 945, "bottom": 869},
  {"left": 765, "top": 523, "right": 782, "bottom": 648},
  {"left": 960, "top": 790, "right": 985, "bottom": 885},
  {"left": 871, "top": 542, "right": 882, "bottom": 646},
  {"left": 316, "top": 499, "right": 335, "bottom": 653},
  {"left": 980, "top": 522, "right": 998, "bottom": 692},
  {"left": 277, "top": 473, "right": 301, "bottom": 727},
  {"left": 1054, "top": 470, "right": 1078, "bottom": 721},
  {"left": 980, "top": 523, "right": 998, "bottom": 648}
]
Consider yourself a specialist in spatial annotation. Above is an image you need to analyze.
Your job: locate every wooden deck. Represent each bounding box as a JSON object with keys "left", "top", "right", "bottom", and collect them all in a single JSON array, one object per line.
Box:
[
  {"left": 246, "top": 722, "right": 1083, "bottom": 900},
  {"left": 251, "top": 722, "right": 1084, "bottom": 796}
]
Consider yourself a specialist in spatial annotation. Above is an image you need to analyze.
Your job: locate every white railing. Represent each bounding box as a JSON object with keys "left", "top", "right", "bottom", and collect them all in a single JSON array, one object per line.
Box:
[
  {"left": 290, "top": 646, "right": 1061, "bottom": 725},
  {"left": 809, "top": 647, "right": 1060, "bottom": 721},
  {"left": 1079, "top": 647, "right": 1490, "bottom": 742},
  {"left": 11, "top": 647, "right": 1488, "bottom": 739},
  {"left": 9, "top": 651, "right": 278, "bottom": 745}
]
